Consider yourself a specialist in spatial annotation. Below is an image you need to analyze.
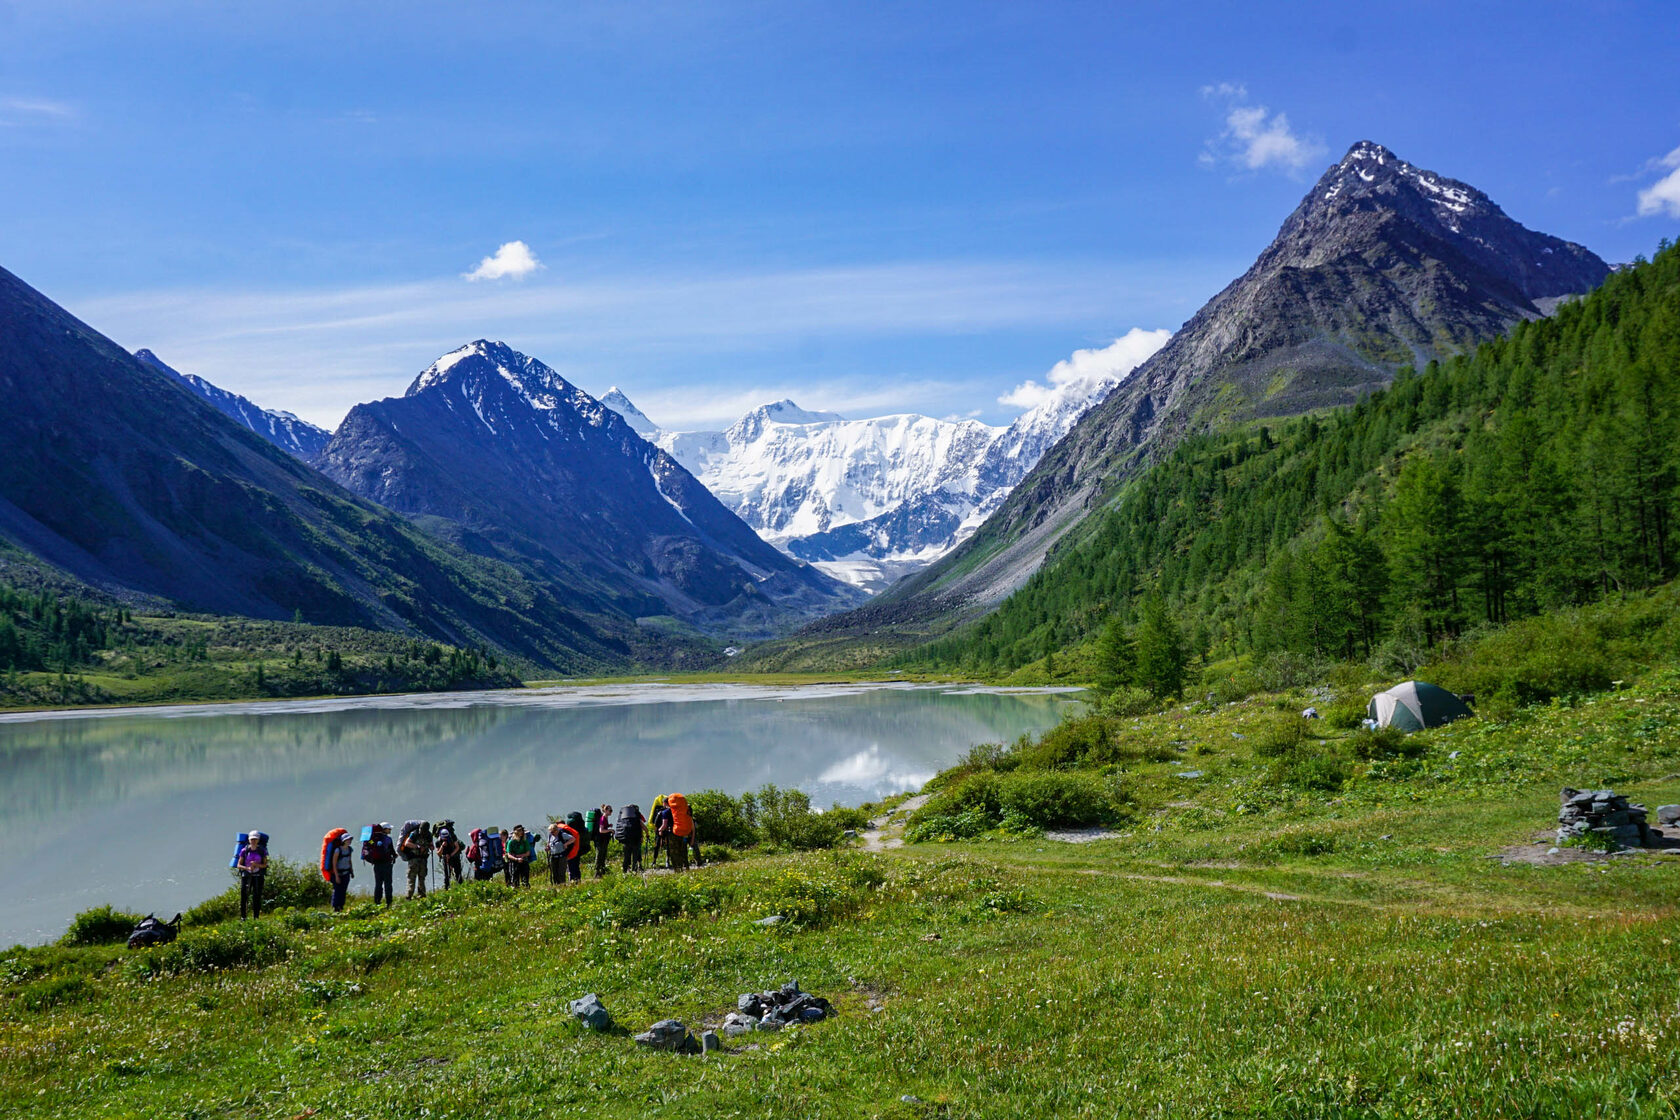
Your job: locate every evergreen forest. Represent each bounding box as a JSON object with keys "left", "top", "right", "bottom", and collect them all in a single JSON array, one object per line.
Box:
[{"left": 905, "top": 240, "right": 1680, "bottom": 686}]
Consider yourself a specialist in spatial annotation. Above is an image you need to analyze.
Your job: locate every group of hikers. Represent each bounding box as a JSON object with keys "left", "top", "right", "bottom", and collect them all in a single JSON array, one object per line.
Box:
[{"left": 230, "top": 793, "right": 701, "bottom": 918}]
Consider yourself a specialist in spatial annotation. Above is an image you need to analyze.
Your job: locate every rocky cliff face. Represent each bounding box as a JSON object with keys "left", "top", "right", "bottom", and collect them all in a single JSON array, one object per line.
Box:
[
  {"left": 820, "top": 141, "right": 1610, "bottom": 633},
  {"left": 317, "top": 341, "right": 860, "bottom": 638}
]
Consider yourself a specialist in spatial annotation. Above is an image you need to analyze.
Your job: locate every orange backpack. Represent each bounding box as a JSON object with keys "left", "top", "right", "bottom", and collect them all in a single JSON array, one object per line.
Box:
[
  {"left": 667, "top": 793, "right": 693, "bottom": 837},
  {"left": 319, "top": 828, "right": 349, "bottom": 882}
]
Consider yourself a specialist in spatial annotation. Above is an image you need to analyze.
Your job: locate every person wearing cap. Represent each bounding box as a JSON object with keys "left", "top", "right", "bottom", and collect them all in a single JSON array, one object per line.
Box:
[
  {"left": 236, "top": 828, "right": 267, "bottom": 920},
  {"left": 434, "top": 820, "right": 464, "bottom": 889},
  {"left": 361, "top": 822, "right": 397, "bottom": 907},
  {"left": 327, "top": 828, "right": 355, "bottom": 912},
  {"left": 504, "top": 824, "right": 534, "bottom": 888}
]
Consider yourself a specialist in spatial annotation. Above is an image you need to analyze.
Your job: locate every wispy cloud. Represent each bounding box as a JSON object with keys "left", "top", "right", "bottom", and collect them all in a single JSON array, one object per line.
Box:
[
  {"left": 465, "top": 240, "right": 543, "bottom": 281},
  {"left": 1199, "top": 83, "right": 1325, "bottom": 175},
  {"left": 76, "top": 259, "right": 1172, "bottom": 429},
  {"left": 1635, "top": 145, "right": 1680, "bottom": 219},
  {"left": 0, "top": 97, "right": 77, "bottom": 127},
  {"left": 999, "top": 327, "right": 1171, "bottom": 411}
]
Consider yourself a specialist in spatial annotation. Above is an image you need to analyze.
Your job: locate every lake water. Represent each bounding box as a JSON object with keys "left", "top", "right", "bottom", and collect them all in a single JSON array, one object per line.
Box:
[{"left": 0, "top": 682, "right": 1079, "bottom": 946}]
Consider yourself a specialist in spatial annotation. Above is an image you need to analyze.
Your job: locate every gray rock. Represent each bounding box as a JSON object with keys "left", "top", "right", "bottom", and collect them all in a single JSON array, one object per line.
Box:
[
  {"left": 737, "top": 993, "right": 764, "bottom": 1015},
  {"left": 754, "top": 1016, "right": 782, "bottom": 1032},
  {"left": 1177, "top": 770, "right": 1204, "bottom": 779},
  {"left": 634, "top": 1019, "right": 699, "bottom": 1053},
  {"left": 842, "top": 829, "right": 858, "bottom": 840},
  {"left": 721, "top": 1012, "right": 758, "bottom": 1037},
  {"left": 567, "top": 993, "right": 613, "bottom": 1031},
  {"left": 1658, "top": 805, "right": 1680, "bottom": 826},
  {"left": 701, "top": 1030, "right": 721, "bottom": 1053},
  {"left": 754, "top": 915, "right": 784, "bottom": 927}
]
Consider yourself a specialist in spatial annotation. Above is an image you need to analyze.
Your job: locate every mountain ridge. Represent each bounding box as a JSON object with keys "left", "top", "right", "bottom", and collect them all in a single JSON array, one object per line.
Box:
[
  {"left": 132, "top": 349, "right": 333, "bottom": 462},
  {"left": 317, "top": 341, "right": 861, "bottom": 639},
  {"left": 787, "top": 140, "right": 1611, "bottom": 655}
]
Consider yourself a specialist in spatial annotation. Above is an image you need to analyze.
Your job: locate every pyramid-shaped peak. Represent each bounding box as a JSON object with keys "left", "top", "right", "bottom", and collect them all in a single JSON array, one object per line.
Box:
[
  {"left": 599, "top": 386, "right": 661, "bottom": 435},
  {"left": 408, "top": 340, "right": 562, "bottom": 397}
]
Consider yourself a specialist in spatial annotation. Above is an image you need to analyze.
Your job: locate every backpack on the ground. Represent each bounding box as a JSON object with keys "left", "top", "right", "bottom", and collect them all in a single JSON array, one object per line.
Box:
[
  {"left": 127, "top": 913, "right": 181, "bottom": 949},
  {"left": 229, "top": 830, "right": 269, "bottom": 870},
  {"left": 615, "top": 805, "right": 643, "bottom": 842},
  {"left": 320, "top": 828, "right": 350, "bottom": 882}
]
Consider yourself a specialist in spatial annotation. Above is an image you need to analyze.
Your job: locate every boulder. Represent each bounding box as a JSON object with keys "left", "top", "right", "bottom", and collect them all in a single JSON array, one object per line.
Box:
[
  {"left": 701, "top": 1030, "right": 721, "bottom": 1053},
  {"left": 1658, "top": 805, "right": 1680, "bottom": 826},
  {"left": 567, "top": 993, "right": 613, "bottom": 1031},
  {"left": 634, "top": 1019, "right": 700, "bottom": 1054},
  {"left": 721, "top": 1011, "right": 758, "bottom": 1037}
]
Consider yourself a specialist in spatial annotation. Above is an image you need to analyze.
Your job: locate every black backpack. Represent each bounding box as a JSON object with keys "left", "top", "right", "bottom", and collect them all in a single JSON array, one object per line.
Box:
[
  {"left": 127, "top": 913, "right": 181, "bottom": 949},
  {"left": 614, "top": 805, "right": 643, "bottom": 842}
]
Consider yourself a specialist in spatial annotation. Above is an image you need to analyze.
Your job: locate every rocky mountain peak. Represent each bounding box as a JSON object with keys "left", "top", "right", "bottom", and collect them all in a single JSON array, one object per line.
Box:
[{"left": 599, "top": 387, "right": 660, "bottom": 436}]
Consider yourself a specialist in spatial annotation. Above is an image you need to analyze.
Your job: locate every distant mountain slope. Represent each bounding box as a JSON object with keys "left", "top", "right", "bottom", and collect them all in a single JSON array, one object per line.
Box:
[
  {"left": 809, "top": 140, "right": 1610, "bottom": 646},
  {"left": 317, "top": 341, "right": 861, "bottom": 639},
  {"left": 603, "top": 351, "right": 1151, "bottom": 592},
  {"left": 0, "top": 266, "right": 656, "bottom": 671},
  {"left": 133, "top": 349, "right": 332, "bottom": 462}
]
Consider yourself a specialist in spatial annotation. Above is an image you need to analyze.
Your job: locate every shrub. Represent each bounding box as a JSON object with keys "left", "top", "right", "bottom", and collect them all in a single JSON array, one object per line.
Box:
[
  {"left": 1253, "top": 651, "right": 1331, "bottom": 692},
  {"left": 184, "top": 857, "right": 332, "bottom": 925},
  {"left": 599, "top": 875, "right": 736, "bottom": 928},
  {"left": 917, "top": 771, "right": 1002, "bottom": 823},
  {"left": 753, "top": 785, "right": 843, "bottom": 850},
  {"left": 1425, "top": 608, "right": 1633, "bottom": 707},
  {"left": 16, "top": 974, "right": 88, "bottom": 1012},
  {"left": 824, "top": 805, "right": 872, "bottom": 832},
  {"left": 1251, "top": 714, "right": 1308, "bottom": 760},
  {"left": 127, "top": 923, "right": 293, "bottom": 978},
  {"left": 687, "top": 789, "right": 759, "bottom": 847},
  {"left": 1099, "top": 686, "right": 1158, "bottom": 718},
  {"left": 1274, "top": 749, "right": 1350, "bottom": 792},
  {"left": 997, "top": 771, "right": 1118, "bottom": 828},
  {"left": 904, "top": 807, "right": 994, "bottom": 843},
  {"left": 1350, "top": 725, "right": 1422, "bottom": 761},
  {"left": 1322, "top": 697, "right": 1368, "bottom": 730},
  {"left": 60, "top": 905, "right": 144, "bottom": 947}
]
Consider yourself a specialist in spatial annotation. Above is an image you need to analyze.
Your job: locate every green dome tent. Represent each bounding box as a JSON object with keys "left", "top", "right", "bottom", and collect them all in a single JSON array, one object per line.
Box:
[{"left": 1367, "top": 681, "right": 1473, "bottom": 732}]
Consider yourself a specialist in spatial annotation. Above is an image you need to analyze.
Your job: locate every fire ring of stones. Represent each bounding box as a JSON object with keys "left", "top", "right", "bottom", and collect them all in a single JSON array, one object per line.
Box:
[{"left": 1557, "top": 787, "right": 1664, "bottom": 849}]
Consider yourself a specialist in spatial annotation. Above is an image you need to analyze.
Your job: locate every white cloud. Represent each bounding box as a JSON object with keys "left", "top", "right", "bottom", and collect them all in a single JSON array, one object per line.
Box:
[
  {"left": 464, "top": 240, "right": 543, "bottom": 281},
  {"left": 1200, "top": 84, "right": 1325, "bottom": 175},
  {"left": 999, "top": 327, "right": 1171, "bottom": 412},
  {"left": 0, "top": 97, "right": 76, "bottom": 127},
  {"left": 1636, "top": 145, "right": 1680, "bottom": 219}
]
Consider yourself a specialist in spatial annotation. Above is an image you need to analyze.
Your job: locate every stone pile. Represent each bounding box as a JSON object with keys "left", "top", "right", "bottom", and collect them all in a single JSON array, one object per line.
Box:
[
  {"left": 723, "top": 980, "right": 834, "bottom": 1034},
  {"left": 1557, "top": 788, "right": 1662, "bottom": 849}
]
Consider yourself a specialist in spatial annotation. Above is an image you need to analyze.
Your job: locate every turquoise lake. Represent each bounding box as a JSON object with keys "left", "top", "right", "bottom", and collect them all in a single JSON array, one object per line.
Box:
[{"left": 0, "top": 682, "right": 1079, "bottom": 945}]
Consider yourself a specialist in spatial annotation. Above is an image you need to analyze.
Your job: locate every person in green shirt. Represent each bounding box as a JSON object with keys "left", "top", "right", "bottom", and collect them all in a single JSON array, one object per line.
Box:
[{"left": 505, "top": 824, "right": 534, "bottom": 888}]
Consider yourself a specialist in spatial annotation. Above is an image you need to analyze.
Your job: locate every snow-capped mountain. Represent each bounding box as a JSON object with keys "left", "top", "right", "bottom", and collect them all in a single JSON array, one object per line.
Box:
[
  {"left": 602, "top": 339, "right": 1167, "bottom": 591},
  {"left": 133, "top": 349, "right": 332, "bottom": 462},
  {"left": 316, "top": 340, "right": 859, "bottom": 640}
]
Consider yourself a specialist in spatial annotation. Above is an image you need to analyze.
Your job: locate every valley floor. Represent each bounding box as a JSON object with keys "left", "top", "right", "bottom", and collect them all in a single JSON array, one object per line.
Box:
[{"left": 4, "top": 678, "right": 1679, "bottom": 1117}]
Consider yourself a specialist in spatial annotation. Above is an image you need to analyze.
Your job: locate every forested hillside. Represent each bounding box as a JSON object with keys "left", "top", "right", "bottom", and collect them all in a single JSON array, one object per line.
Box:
[{"left": 906, "top": 240, "right": 1678, "bottom": 679}]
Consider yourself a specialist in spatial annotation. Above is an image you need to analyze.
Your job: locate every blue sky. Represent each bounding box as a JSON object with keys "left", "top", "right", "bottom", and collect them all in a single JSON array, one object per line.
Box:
[{"left": 1, "top": 0, "right": 1676, "bottom": 430}]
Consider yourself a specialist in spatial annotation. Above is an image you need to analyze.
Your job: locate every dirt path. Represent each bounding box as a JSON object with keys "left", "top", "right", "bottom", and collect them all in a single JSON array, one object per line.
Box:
[{"left": 861, "top": 794, "right": 928, "bottom": 852}]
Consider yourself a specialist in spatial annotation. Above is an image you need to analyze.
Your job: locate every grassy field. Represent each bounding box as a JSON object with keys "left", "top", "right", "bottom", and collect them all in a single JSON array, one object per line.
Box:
[{"left": 3, "top": 674, "right": 1678, "bottom": 1118}]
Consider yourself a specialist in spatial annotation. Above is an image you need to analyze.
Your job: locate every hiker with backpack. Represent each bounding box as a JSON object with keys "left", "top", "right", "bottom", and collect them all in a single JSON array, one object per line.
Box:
[
  {"left": 234, "top": 828, "right": 268, "bottom": 919},
  {"left": 321, "top": 827, "right": 354, "bottom": 911},
  {"left": 505, "top": 824, "right": 535, "bottom": 888},
  {"left": 590, "top": 803, "right": 613, "bottom": 878},
  {"left": 399, "top": 820, "right": 432, "bottom": 899},
  {"left": 545, "top": 819, "right": 579, "bottom": 885},
  {"left": 434, "top": 820, "right": 464, "bottom": 888},
  {"left": 362, "top": 822, "right": 397, "bottom": 907},
  {"left": 650, "top": 796, "right": 672, "bottom": 869},
  {"left": 469, "top": 826, "right": 505, "bottom": 882},
  {"left": 666, "top": 793, "right": 694, "bottom": 872},
  {"left": 563, "top": 811, "right": 589, "bottom": 881},
  {"left": 615, "top": 803, "right": 645, "bottom": 873}
]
